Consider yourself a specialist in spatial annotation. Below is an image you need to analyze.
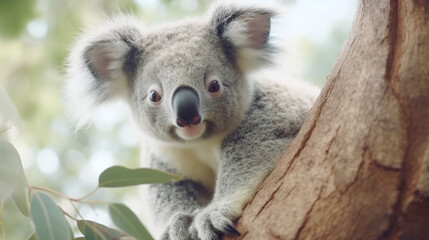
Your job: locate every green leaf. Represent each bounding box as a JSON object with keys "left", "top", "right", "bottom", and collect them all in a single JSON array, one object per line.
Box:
[
  {"left": 30, "top": 192, "right": 72, "bottom": 240},
  {"left": 74, "top": 237, "right": 86, "bottom": 240},
  {"left": 0, "top": 140, "right": 30, "bottom": 217},
  {"left": 98, "top": 166, "right": 183, "bottom": 188},
  {"left": 28, "top": 233, "right": 37, "bottom": 240},
  {"left": 109, "top": 203, "right": 153, "bottom": 240},
  {"left": 13, "top": 185, "right": 30, "bottom": 217},
  {"left": 0, "top": 85, "right": 21, "bottom": 138},
  {"left": 77, "top": 220, "right": 126, "bottom": 240},
  {"left": 12, "top": 146, "right": 30, "bottom": 217},
  {"left": 0, "top": 141, "right": 21, "bottom": 202}
]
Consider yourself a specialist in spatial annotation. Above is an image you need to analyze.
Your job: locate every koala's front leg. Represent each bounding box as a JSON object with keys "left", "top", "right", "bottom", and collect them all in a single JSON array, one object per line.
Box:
[
  {"left": 151, "top": 180, "right": 205, "bottom": 240},
  {"left": 190, "top": 135, "right": 290, "bottom": 240},
  {"left": 146, "top": 157, "right": 210, "bottom": 240}
]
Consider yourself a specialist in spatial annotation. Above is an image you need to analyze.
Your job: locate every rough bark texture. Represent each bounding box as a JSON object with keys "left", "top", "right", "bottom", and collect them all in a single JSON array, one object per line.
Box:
[{"left": 225, "top": 0, "right": 429, "bottom": 239}]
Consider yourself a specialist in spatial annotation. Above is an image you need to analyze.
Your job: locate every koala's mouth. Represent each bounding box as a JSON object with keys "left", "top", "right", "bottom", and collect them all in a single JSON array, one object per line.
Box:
[{"left": 175, "top": 121, "right": 207, "bottom": 141}]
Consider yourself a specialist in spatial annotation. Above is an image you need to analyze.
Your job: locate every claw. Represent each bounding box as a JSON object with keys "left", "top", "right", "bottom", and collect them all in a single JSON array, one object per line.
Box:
[{"left": 224, "top": 224, "right": 241, "bottom": 236}]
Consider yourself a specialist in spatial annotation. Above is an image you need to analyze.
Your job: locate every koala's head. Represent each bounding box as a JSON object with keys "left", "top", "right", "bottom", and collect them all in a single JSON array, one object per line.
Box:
[{"left": 66, "top": 3, "right": 276, "bottom": 143}]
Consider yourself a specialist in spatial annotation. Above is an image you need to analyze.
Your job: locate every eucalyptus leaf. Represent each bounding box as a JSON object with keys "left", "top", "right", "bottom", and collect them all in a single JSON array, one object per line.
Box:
[
  {"left": 12, "top": 147, "right": 30, "bottom": 217},
  {"left": 30, "top": 192, "right": 72, "bottom": 240},
  {"left": 0, "top": 86, "right": 21, "bottom": 140},
  {"left": 0, "top": 141, "right": 21, "bottom": 202},
  {"left": 109, "top": 203, "right": 153, "bottom": 240},
  {"left": 28, "top": 233, "right": 37, "bottom": 240},
  {"left": 98, "top": 166, "right": 183, "bottom": 188},
  {"left": 77, "top": 220, "right": 126, "bottom": 240},
  {"left": 12, "top": 185, "right": 30, "bottom": 217}
]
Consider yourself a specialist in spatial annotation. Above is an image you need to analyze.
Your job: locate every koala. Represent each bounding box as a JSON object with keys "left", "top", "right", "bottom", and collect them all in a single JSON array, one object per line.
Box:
[{"left": 66, "top": 2, "right": 319, "bottom": 240}]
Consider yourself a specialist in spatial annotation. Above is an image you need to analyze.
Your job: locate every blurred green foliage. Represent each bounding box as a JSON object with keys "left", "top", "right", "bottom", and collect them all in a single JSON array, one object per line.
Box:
[
  {"left": 299, "top": 23, "right": 352, "bottom": 86},
  {"left": 0, "top": 0, "right": 35, "bottom": 38}
]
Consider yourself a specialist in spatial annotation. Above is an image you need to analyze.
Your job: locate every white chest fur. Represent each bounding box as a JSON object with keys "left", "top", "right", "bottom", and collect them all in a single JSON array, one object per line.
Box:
[{"left": 147, "top": 136, "right": 224, "bottom": 191}]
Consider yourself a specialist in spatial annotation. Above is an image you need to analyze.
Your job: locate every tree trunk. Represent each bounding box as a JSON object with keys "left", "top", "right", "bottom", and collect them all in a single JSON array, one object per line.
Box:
[{"left": 225, "top": 0, "right": 429, "bottom": 239}]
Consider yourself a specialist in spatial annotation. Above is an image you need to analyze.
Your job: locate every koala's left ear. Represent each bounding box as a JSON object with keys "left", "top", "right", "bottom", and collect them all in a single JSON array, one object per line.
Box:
[
  {"left": 66, "top": 16, "right": 143, "bottom": 125},
  {"left": 209, "top": 3, "right": 276, "bottom": 73}
]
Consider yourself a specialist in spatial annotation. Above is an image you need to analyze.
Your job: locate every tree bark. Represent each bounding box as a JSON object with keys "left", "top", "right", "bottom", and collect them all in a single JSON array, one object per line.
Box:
[{"left": 225, "top": 0, "right": 429, "bottom": 239}]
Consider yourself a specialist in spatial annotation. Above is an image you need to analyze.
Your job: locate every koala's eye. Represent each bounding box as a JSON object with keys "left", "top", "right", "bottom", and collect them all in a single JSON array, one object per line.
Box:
[
  {"left": 208, "top": 80, "right": 221, "bottom": 93},
  {"left": 149, "top": 90, "right": 161, "bottom": 102},
  {"left": 206, "top": 78, "right": 223, "bottom": 98}
]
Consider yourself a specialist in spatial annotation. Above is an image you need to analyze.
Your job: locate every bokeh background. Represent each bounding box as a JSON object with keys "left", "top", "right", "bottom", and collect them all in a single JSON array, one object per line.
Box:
[{"left": 0, "top": 0, "right": 357, "bottom": 239}]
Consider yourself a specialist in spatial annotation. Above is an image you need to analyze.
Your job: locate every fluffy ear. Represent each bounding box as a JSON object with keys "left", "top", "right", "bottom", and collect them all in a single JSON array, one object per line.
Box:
[
  {"left": 209, "top": 3, "right": 276, "bottom": 73},
  {"left": 65, "top": 16, "right": 143, "bottom": 125}
]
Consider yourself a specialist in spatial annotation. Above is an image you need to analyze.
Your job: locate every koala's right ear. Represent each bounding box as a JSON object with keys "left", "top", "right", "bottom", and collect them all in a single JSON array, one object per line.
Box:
[
  {"left": 209, "top": 3, "right": 277, "bottom": 73},
  {"left": 65, "top": 16, "right": 143, "bottom": 125}
]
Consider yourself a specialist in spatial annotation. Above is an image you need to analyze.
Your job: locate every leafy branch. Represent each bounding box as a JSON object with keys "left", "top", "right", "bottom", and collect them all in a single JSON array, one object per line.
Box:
[{"left": 0, "top": 140, "right": 184, "bottom": 240}]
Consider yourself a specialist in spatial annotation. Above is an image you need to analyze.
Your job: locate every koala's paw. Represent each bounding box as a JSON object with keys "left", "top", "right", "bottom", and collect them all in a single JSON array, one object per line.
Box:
[
  {"left": 159, "top": 212, "right": 193, "bottom": 240},
  {"left": 189, "top": 205, "right": 241, "bottom": 240}
]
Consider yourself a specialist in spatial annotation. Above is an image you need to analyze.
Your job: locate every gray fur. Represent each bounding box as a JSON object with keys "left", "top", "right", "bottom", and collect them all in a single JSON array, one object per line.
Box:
[{"left": 66, "top": 2, "right": 319, "bottom": 240}]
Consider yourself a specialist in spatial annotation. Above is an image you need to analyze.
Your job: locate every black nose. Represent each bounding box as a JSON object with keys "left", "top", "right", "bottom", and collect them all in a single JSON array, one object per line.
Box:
[{"left": 172, "top": 86, "right": 201, "bottom": 127}]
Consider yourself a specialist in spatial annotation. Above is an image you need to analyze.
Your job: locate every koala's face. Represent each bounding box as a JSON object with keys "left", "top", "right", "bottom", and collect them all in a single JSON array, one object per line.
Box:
[
  {"left": 129, "top": 23, "right": 251, "bottom": 142},
  {"left": 66, "top": 4, "right": 274, "bottom": 143}
]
